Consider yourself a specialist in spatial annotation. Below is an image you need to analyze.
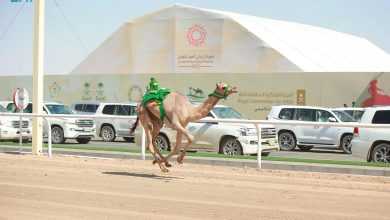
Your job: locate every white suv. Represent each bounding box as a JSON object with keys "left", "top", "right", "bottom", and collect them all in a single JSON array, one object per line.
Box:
[
  {"left": 0, "top": 104, "right": 31, "bottom": 141},
  {"left": 267, "top": 105, "right": 355, "bottom": 153},
  {"left": 4, "top": 101, "right": 96, "bottom": 144},
  {"left": 351, "top": 107, "right": 390, "bottom": 163},
  {"left": 72, "top": 102, "right": 137, "bottom": 142},
  {"left": 141, "top": 105, "right": 279, "bottom": 156},
  {"left": 332, "top": 107, "right": 366, "bottom": 122}
]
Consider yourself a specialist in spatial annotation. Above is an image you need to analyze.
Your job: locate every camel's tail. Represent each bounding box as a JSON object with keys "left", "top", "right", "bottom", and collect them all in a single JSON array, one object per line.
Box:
[{"left": 130, "top": 115, "right": 139, "bottom": 135}]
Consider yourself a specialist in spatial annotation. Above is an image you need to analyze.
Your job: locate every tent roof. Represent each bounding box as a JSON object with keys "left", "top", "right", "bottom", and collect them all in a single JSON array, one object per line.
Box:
[{"left": 130, "top": 4, "right": 390, "bottom": 72}]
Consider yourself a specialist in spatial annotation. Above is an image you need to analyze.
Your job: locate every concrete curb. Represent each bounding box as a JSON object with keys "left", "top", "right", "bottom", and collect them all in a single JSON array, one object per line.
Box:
[{"left": 1, "top": 146, "right": 389, "bottom": 176}]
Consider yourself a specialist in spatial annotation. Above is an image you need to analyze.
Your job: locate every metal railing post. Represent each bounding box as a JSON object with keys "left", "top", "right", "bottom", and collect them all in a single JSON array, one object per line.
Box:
[
  {"left": 141, "top": 127, "right": 146, "bottom": 160},
  {"left": 18, "top": 114, "right": 23, "bottom": 151},
  {"left": 45, "top": 117, "right": 52, "bottom": 157},
  {"left": 255, "top": 123, "right": 262, "bottom": 169}
]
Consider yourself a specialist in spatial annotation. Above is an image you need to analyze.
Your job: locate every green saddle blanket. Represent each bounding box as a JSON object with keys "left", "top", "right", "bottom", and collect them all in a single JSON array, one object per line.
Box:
[{"left": 141, "top": 78, "right": 171, "bottom": 120}]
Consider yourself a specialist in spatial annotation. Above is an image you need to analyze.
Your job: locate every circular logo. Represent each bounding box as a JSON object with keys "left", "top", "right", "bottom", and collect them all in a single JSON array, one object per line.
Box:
[
  {"left": 49, "top": 82, "right": 62, "bottom": 98},
  {"left": 128, "top": 85, "right": 143, "bottom": 102},
  {"left": 187, "top": 25, "right": 207, "bottom": 47},
  {"left": 13, "top": 88, "right": 29, "bottom": 111}
]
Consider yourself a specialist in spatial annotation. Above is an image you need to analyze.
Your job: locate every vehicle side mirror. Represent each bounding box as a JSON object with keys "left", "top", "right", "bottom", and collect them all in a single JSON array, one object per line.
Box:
[
  {"left": 328, "top": 117, "right": 337, "bottom": 123},
  {"left": 202, "top": 116, "right": 218, "bottom": 124}
]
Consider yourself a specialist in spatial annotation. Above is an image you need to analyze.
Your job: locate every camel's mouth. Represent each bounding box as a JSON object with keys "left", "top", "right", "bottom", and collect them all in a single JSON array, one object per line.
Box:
[
  {"left": 215, "top": 82, "right": 238, "bottom": 97},
  {"left": 230, "top": 87, "right": 238, "bottom": 93}
]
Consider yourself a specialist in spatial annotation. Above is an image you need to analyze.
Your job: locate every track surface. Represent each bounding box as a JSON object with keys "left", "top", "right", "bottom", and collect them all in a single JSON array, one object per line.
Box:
[{"left": 0, "top": 153, "right": 389, "bottom": 220}]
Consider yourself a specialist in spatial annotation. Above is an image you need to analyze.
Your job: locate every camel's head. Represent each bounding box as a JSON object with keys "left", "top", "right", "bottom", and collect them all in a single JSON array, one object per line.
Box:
[{"left": 209, "top": 82, "right": 238, "bottom": 99}]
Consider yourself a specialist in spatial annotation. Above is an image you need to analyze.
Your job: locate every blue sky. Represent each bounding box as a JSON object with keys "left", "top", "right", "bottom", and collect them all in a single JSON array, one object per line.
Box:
[{"left": 0, "top": 0, "right": 389, "bottom": 74}]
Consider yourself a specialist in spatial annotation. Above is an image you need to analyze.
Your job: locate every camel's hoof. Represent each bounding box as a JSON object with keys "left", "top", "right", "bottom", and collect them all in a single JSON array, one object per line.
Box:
[
  {"left": 177, "top": 158, "right": 184, "bottom": 164},
  {"left": 165, "top": 162, "right": 172, "bottom": 167},
  {"left": 177, "top": 154, "right": 185, "bottom": 164},
  {"left": 158, "top": 164, "right": 169, "bottom": 173}
]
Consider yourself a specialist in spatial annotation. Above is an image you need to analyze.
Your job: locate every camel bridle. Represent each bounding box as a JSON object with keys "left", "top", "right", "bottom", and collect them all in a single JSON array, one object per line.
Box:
[{"left": 209, "top": 85, "right": 231, "bottom": 99}]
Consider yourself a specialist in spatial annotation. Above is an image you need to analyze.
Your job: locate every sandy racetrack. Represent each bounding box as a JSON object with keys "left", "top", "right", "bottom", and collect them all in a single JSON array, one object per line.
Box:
[{"left": 0, "top": 153, "right": 389, "bottom": 220}]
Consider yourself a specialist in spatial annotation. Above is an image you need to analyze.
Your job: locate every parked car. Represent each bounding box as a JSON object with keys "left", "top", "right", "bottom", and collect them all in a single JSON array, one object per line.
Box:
[
  {"left": 330, "top": 109, "right": 359, "bottom": 122},
  {"left": 71, "top": 102, "right": 137, "bottom": 142},
  {"left": 332, "top": 107, "right": 365, "bottom": 122},
  {"left": 0, "top": 104, "right": 31, "bottom": 141},
  {"left": 137, "top": 105, "right": 279, "bottom": 156},
  {"left": 267, "top": 105, "right": 354, "bottom": 153},
  {"left": 351, "top": 107, "right": 390, "bottom": 163},
  {"left": 3, "top": 101, "right": 96, "bottom": 144}
]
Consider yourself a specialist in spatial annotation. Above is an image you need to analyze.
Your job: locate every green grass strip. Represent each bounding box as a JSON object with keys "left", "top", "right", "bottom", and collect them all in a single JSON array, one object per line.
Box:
[{"left": 1, "top": 142, "right": 389, "bottom": 168}]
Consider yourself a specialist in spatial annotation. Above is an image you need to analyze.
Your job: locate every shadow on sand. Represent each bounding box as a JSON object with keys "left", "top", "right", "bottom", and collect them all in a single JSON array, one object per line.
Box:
[{"left": 102, "top": 171, "right": 183, "bottom": 180}]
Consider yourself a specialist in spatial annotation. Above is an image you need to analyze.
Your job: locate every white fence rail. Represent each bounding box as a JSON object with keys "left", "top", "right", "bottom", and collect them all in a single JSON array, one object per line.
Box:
[{"left": 1, "top": 112, "right": 390, "bottom": 168}]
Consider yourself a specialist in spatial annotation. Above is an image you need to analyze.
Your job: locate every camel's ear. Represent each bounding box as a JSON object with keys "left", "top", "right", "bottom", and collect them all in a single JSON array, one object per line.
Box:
[
  {"left": 230, "top": 86, "right": 238, "bottom": 94},
  {"left": 216, "top": 82, "right": 223, "bottom": 89}
]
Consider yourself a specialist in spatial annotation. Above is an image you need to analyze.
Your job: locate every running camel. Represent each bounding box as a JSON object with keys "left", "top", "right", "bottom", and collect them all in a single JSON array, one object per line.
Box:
[{"left": 130, "top": 78, "right": 237, "bottom": 172}]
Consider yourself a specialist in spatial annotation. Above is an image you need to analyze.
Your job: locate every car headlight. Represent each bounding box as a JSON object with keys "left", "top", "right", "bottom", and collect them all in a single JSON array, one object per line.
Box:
[
  {"left": 65, "top": 120, "right": 76, "bottom": 125},
  {"left": 238, "top": 128, "right": 257, "bottom": 136}
]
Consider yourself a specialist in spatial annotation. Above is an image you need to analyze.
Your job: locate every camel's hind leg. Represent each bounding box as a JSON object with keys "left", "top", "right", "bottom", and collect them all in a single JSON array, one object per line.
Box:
[
  {"left": 150, "top": 120, "right": 167, "bottom": 166},
  {"left": 139, "top": 106, "right": 168, "bottom": 172}
]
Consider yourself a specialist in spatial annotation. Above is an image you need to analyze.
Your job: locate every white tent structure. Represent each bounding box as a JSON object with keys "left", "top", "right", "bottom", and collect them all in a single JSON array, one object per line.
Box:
[{"left": 71, "top": 4, "right": 390, "bottom": 74}]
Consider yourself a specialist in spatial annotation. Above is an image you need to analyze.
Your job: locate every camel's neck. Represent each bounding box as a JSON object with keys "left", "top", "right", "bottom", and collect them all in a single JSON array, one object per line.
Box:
[{"left": 191, "top": 96, "right": 220, "bottom": 121}]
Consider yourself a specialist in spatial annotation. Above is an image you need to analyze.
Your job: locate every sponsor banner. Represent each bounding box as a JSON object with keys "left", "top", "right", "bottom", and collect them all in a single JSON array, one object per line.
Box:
[
  {"left": 0, "top": 72, "right": 389, "bottom": 119},
  {"left": 175, "top": 20, "right": 223, "bottom": 72}
]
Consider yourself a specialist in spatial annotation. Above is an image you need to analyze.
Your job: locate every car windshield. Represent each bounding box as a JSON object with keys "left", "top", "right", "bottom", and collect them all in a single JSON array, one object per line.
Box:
[
  {"left": 343, "top": 110, "right": 365, "bottom": 121},
  {"left": 0, "top": 105, "right": 6, "bottom": 112},
  {"left": 46, "top": 104, "right": 73, "bottom": 114},
  {"left": 332, "top": 110, "right": 357, "bottom": 122},
  {"left": 212, "top": 107, "right": 243, "bottom": 119}
]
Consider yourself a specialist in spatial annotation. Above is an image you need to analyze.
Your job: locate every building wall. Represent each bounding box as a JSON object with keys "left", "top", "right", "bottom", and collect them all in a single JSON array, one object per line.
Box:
[
  {"left": 71, "top": 10, "right": 299, "bottom": 74},
  {"left": 1, "top": 72, "right": 388, "bottom": 119}
]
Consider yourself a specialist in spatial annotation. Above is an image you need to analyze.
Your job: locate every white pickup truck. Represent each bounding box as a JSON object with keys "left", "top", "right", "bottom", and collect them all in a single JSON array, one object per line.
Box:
[
  {"left": 138, "top": 105, "right": 279, "bottom": 156},
  {"left": 351, "top": 107, "right": 390, "bottom": 163},
  {"left": 0, "top": 104, "right": 31, "bottom": 141},
  {"left": 2, "top": 101, "right": 96, "bottom": 144}
]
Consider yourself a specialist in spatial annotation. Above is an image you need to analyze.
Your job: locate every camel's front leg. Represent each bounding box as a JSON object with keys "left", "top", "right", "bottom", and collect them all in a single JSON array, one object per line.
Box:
[
  {"left": 170, "top": 123, "right": 193, "bottom": 164},
  {"left": 150, "top": 122, "right": 166, "bottom": 166},
  {"left": 164, "top": 131, "right": 183, "bottom": 167},
  {"left": 145, "top": 128, "right": 168, "bottom": 173},
  {"left": 177, "top": 132, "right": 193, "bottom": 164}
]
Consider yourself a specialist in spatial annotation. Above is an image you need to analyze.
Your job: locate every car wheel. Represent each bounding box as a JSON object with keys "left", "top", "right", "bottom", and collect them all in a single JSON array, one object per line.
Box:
[
  {"left": 298, "top": 145, "right": 313, "bottom": 151},
  {"left": 371, "top": 143, "right": 390, "bottom": 163},
  {"left": 76, "top": 137, "right": 91, "bottom": 144},
  {"left": 220, "top": 137, "right": 243, "bottom": 156},
  {"left": 340, "top": 134, "right": 353, "bottom": 154},
  {"left": 123, "top": 137, "right": 134, "bottom": 142},
  {"left": 101, "top": 125, "right": 116, "bottom": 142},
  {"left": 154, "top": 134, "right": 170, "bottom": 151},
  {"left": 51, "top": 126, "right": 65, "bottom": 144},
  {"left": 278, "top": 132, "right": 296, "bottom": 151}
]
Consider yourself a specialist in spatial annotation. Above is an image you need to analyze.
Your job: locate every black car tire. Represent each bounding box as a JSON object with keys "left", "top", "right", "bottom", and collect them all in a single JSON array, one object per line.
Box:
[
  {"left": 101, "top": 125, "right": 116, "bottom": 142},
  {"left": 154, "top": 134, "right": 170, "bottom": 151},
  {"left": 371, "top": 143, "right": 390, "bottom": 163},
  {"left": 51, "top": 126, "right": 65, "bottom": 144},
  {"left": 278, "top": 132, "right": 296, "bottom": 151},
  {"left": 340, "top": 134, "right": 353, "bottom": 154},
  {"left": 219, "top": 137, "right": 243, "bottom": 156}
]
